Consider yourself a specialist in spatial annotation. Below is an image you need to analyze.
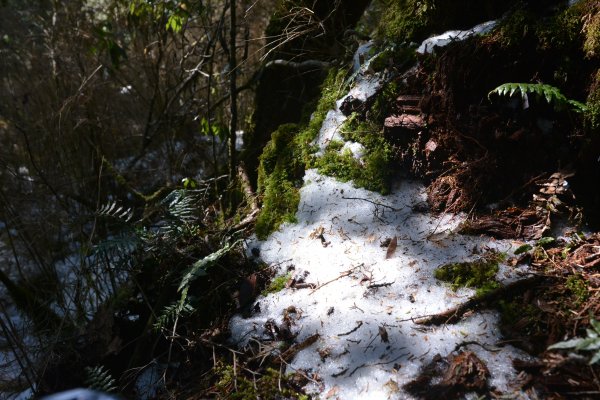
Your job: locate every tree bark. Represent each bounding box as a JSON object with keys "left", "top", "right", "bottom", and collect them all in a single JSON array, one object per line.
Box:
[{"left": 228, "top": 0, "right": 237, "bottom": 182}]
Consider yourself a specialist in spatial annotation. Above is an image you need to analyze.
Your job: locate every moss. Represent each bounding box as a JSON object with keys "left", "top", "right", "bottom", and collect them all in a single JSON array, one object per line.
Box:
[
  {"left": 262, "top": 273, "right": 292, "bottom": 296},
  {"left": 498, "top": 299, "right": 542, "bottom": 334},
  {"left": 256, "top": 69, "right": 347, "bottom": 239},
  {"left": 213, "top": 362, "right": 308, "bottom": 399},
  {"left": 586, "top": 70, "right": 600, "bottom": 133},
  {"left": 565, "top": 275, "right": 589, "bottom": 306},
  {"left": 583, "top": 7, "right": 600, "bottom": 58},
  {"left": 375, "top": 0, "right": 436, "bottom": 43},
  {"left": 434, "top": 251, "right": 505, "bottom": 297},
  {"left": 256, "top": 123, "right": 303, "bottom": 239}
]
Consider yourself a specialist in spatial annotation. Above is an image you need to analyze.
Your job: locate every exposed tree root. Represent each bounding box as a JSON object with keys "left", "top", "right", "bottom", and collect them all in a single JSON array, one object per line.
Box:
[{"left": 415, "top": 275, "right": 547, "bottom": 326}]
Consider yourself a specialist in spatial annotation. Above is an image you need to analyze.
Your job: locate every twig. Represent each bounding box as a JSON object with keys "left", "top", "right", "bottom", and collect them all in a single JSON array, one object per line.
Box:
[
  {"left": 341, "top": 196, "right": 399, "bottom": 211},
  {"left": 337, "top": 321, "right": 363, "bottom": 337},
  {"left": 309, "top": 266, "right": 359, "bottom": 294},
  {"left": 367, "top": 281, "right": 395, "bottom": 289},
  {"left": 349, "top": 353, "right": 406, "bottom": 377}
]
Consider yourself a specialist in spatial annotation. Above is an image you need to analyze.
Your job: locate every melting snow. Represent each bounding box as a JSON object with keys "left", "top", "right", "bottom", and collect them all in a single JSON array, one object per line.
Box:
[
  {"left": 230, "top": 46, "right": 534, "bottom": 398},
  {"left": 232, "top": 171, "right": 532, "bottom": 398},
  {"left": 417, "top": 21, "right": 497, "bottom": 54}
]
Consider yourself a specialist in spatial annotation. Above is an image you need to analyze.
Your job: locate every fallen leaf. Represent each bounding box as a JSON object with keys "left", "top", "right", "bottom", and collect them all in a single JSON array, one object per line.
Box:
[
  {"left": 325, "top": 386, "right": 339, "bottom": 398},
  {"left": 379, "top": 325, "right": 389, "bottom": 343},
  {"left": 385, "top": 236, "right": 397, "bottom": 259}
]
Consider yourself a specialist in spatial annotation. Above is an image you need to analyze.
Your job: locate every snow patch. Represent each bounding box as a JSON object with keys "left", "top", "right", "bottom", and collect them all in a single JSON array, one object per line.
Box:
[
  {"left": 231, "top": 171, "right": 532, "bottom": 398},
  {"left": 417, "top": 21, "right": 497, "bottom": 54}
]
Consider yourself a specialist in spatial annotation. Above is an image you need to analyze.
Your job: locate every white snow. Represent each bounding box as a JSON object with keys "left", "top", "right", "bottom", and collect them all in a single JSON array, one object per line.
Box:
[
  {"left": 231, "top": 170, "right": 532, "bottom": 398},
  {"left": 417, "top": 21, "right": 497, "bottom": 54},
  {"left": 229, "top": 45, "right": 534, "bottom": 398}
]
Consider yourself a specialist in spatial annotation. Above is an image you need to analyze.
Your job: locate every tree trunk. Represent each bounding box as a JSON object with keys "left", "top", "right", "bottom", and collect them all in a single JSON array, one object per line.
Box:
[{"left": 228, "top": 0, "right": 237, "bottom": 182}]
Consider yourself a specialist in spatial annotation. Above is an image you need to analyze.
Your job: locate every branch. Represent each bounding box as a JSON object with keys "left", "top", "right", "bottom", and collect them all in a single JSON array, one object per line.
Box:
[{"left": 415, "top": 275, "right": 546, "bottom": 326}]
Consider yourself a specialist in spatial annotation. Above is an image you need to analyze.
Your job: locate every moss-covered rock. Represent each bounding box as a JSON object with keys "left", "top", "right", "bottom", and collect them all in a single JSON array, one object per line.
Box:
[
  {"left": 374, "top": 0, "right": 521, "bottom": 43},
  {"left": 255, "top": 69, "right": 347, "bottom": 239}
]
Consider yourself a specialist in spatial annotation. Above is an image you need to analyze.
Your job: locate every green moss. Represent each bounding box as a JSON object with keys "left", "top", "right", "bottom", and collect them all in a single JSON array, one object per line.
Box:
[
  {"left": 586, "top": 70, "right": 600, "bottom": 133},
  {"left": 375, "top": 0, "right": 436, "bottom": 43},
  {"left": 256, "top": 123, "right": 302, "bottom": 240},
  {"left": 583, "top": 10, "right": 600, "bottom": 58},
  {"left": 434, "top": 252, "right": 505, "bottom": 297},
  {"left": 256, "top": 69, "right": 347, "bottom": 239},
  {"left": 213, "top": 362, "right": 308, "bottom": 399},
  {"left": 566, "top": 275, "right": 590, "bottom": 306},
  {"left": 498, "top": 299, "right": 542, "bottom": 334},
  {"left": 262, "top": 273, "right": 292, "bottom": 296},
  {"left": 311, "top": 117, "right": 392, "bottom": 195}
]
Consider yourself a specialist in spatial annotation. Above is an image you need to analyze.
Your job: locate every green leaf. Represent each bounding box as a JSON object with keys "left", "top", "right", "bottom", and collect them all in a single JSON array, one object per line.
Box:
[
  {"left": 575, "top": 337, "right": 600, "bottom": 351},
  {"left": 548, "top": 338, "right": 584, "bottom": 350},
  {"left": 166, "top": 14, "right": 184, "bottom": 33},
  {"left": 590, "top": 318, "right": 600, "bottom": 335},
  {"left": 590, "top": 349, "right": 600, "bottom": 365},
  {"left": 514, "top": 244, "right": 533, "bottom": 255},
  {"left": 178, "top": 239, "right": 242, "bottom": 291}
]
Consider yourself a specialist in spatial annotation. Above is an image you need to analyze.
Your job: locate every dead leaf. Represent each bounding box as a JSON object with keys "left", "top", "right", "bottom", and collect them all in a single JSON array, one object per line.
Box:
[
  {"left": 385, "top": 236, "right": 397, "bottom": 259},
  {"left": 309, "top": 226, "right": 325, "bottom": 239},
  {"left": 325, "top": 386, "right": 339, "bottom": 398},
  {"left": 379, "top": 325, "right": 389, "bottom": 343}
]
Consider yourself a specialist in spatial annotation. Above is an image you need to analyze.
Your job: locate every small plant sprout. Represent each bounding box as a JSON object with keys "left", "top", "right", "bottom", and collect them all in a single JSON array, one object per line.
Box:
[{"left": 548, "top": 317, "right": 600, "bottom": 365}]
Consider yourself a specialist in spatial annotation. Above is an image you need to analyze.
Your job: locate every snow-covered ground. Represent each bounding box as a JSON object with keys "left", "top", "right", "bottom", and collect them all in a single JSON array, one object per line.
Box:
[{"left": 230, "top": 30, "right": 535, "bottom": 399}]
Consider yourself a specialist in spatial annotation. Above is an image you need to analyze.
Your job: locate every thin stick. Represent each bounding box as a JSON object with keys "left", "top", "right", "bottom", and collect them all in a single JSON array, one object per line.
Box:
[{"left": 341, "top": 196, "right": 399, "bottom": 211}]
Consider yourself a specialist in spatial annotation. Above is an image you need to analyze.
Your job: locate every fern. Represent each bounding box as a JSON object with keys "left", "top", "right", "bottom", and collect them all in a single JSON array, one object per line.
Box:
[
  {"left": 548, "top": 317, "right": 600, "bottom": 365},
  {"left": 96, "top": 201, "right": 133, "bottom": 222},
  {"left": 84, "top": 365, "right": 117, "bottom": 392},
  {"left": 153, "top": 301, "right": 195, "bottom": 331},
  {"left": 93, "top": 234, "right": 139, "bottom": 259},
  {"left": 178, "top": 239, "right": 242, "bottom": 291},
  {"left": 153, "top": 239, "right": 242, "bottom": 333},
  {"left": 488, "top": 82, "right": 588, "bottom": 113},
  {"left": 162, "top": 189, "right": 198, "bottom": 224}
]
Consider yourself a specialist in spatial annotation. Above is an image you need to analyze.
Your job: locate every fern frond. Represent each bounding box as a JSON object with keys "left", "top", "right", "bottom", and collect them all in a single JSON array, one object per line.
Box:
[
  {"left": 96, "top": 201, "right": 133, "bottom": 222},
  {"left": 162, "top": 189, "right": 198, "bottom": 224},
  {"left": 93, "top": 234, "right": 139, "bottom": 259},
  {"left": 153, "top": 301, "right": 195, "bottom": 331},
  {"left": 84, "top": 365, "right": 117, "bottom": 393},
  {"left": 489, "top": 82, "right": 588, "bottom": 113},
  {"left": 178, "top": 239, "right": 242, "bottom": 292}
]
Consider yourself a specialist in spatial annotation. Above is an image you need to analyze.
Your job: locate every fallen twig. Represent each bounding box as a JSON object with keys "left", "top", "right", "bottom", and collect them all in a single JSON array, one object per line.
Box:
[
  {"left": 310, "top": 265, "right": 361, "bottom": 294},
  {"left": 341, "top": 196, "right": 399, "bottom": 211},
  {"left": 337, "top": 321, "right": 363, "bottom": 337}
]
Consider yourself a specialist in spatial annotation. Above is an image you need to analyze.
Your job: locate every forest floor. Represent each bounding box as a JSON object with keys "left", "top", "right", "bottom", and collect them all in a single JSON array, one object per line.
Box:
[{"left": 221, "top": 29, "right": 600, "bottom": 400}]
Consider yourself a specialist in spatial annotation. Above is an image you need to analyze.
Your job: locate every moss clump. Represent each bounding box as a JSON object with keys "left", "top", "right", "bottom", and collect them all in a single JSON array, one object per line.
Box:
[
  {"left": 586, "top": 70, "right": 600, "bottom": 132},
  {"left": 582, "top": 2, "right": 600, "bottom": 58},
  {"left": 565, "top": 275, "right": 589, "bottom": 306},
  {"left": 434, "top": 252, "right": 505, "bottom": 296},
  {"left": 375, "top": 0, "right": 436, "bottom": 42},
  {"left": 498, "top": 299, "right": 543, "bottom": 337},
  {"left": 255, "top": 124, "right": 302, "bottom": 240},
  {"left": 213, "top": 363, "right": 308, "bottom": 400},
  {"left": 262, "top": 273, "right": 292, "bottom": 296},
  {"left": 316, "top": 116, "right": 392, "bottom": 194},
  {"left": 256, "top": 69, "right": 347, "bottom": 239}
]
